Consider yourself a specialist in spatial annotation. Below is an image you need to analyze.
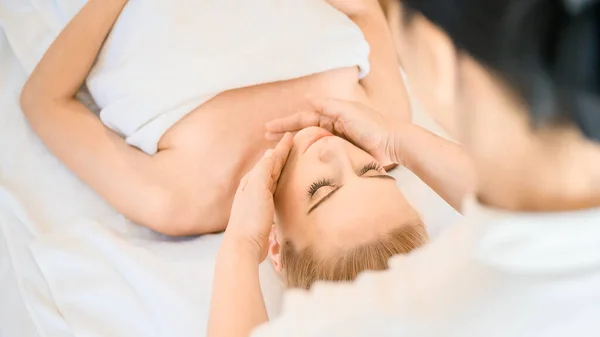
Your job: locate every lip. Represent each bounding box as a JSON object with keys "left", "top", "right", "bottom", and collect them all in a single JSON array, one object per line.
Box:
[{"left": 297, "top": 128, "right": 334, "bottom": 153}]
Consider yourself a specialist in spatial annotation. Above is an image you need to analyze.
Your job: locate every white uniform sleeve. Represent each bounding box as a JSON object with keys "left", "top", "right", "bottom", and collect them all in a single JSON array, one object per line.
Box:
[{"left": 251, "top": 266, "right": 412, "bottom": 337}]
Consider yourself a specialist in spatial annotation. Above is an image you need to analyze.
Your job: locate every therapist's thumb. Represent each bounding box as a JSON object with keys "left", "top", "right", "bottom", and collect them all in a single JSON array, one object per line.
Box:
[{"left": 308, "top": 96, "right": 360, "bottom": 120}]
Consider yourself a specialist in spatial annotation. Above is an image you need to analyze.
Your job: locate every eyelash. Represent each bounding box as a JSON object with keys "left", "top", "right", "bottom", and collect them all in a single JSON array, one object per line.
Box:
[
  {"left": 359, "top": 162, "right": 383, "bottom": 175},
  {"left": 308, "top": 179, "right": 333, "bottom": 197},
  {"left": 307, "top": 162, "right": 383, "bottom": 197}
]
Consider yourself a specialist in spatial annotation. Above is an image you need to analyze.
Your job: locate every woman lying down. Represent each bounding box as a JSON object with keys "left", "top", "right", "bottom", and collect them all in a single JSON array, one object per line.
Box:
[{"left": 21, "top": 0, "right": 472, "bottom": 290}]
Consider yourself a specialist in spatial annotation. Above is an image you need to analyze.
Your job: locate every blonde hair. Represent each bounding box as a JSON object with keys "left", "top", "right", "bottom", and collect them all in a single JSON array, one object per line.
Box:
[{"left": 280, "top": 222, "right": 429, "bottom": 289}]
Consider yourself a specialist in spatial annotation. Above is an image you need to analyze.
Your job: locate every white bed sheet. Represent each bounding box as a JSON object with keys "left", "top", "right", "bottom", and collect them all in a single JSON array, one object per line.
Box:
[
  {"left": 0, "top": 2, "right": 460, "bottom": 337},
  {"left": 0, "top": 25, "right": 71, "bottom": 337},
  {"left": 0, "top": 7, "right": 230, "bottom": 335}
]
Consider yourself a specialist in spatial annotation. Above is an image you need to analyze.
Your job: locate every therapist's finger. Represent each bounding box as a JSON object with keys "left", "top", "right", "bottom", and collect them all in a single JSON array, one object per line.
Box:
[
  {"left": 265, "top": 111, "right": 322, "bottom": 134},
  {"left": 269, "top": 133, "right": 293, "bottom": 191},
  {"left": 238, "top": 171, "right": 251, "bottom": 192},
  {"left": 266, "top": 97, "right": 363, "bottom": 136},
  {"left": 246, "top": 133, "right": 292, "bottom": 191},
  {"left": 265, "top": 131, "right": 292, "bottom": 142},
  {"left": 246, "top": 149, "right": 276, "bottom": 189},
  {"left": 308, "top": 97, "right": 363, "bottom": 120}
]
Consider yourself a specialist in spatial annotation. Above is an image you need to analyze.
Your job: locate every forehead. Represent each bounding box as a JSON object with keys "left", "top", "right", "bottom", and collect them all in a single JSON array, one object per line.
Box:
[{"left": 291, "top": 179, "right": 417, "bottom": 252}]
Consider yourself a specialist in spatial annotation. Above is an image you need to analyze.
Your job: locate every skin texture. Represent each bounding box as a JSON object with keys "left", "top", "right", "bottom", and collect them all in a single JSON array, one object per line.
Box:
[{"left": 271, "top": 127, "right": 418, "bottom": 257}]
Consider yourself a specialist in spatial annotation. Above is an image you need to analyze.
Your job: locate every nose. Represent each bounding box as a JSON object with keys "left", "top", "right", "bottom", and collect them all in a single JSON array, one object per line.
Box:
[{"left": 319, "top": 137, "right": 352, "bottom": 167}]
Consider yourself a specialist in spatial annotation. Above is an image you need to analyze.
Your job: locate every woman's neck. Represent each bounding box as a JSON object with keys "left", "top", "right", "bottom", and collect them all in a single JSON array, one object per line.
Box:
[{"left": 475, "top": 128, "right": 600, "bottom": 212}]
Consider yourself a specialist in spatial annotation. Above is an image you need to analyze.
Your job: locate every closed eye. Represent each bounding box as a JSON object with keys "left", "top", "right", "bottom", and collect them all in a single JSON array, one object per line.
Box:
[
  {"left": 308, "top": 162, "right": 384, "bottom": 197},
  {"left": 359, "top": 162, "right": 384, "bottom": 176},
  {"left": 306, "top": 162, "right": 394, "bottom": 214},
  {"left": 307, "top": 178, "right": 334, "bottom": 198}
]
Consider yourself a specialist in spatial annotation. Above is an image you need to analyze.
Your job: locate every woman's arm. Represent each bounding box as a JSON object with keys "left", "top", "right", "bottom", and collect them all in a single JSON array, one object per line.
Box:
[
  {"left": 21, "top": 0, "right": 127, "bottom": 102},
  {"left": 349, "top": 1, "right": 411, "bottom": 121},
  {"left": 20, "top": 0, "right": 193, "bottom": 235}
]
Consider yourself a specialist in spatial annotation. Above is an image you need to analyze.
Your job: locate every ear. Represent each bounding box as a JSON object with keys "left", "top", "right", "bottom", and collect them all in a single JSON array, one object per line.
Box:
[{"left": 268, "top": 225, "right": 283, "bottom": 272}]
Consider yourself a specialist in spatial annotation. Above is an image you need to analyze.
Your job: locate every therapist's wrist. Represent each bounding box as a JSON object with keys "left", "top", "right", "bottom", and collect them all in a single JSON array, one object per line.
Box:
[
  {"left": 220, "top": 232, "right": 264, "bottom": 264},
  {"left": 389, "top": 122, "right": 419, "bottom": 169}
]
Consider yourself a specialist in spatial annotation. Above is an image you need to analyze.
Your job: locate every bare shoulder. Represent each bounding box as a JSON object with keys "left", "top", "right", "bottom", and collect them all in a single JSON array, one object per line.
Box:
[
  {"left": 151, "top": 67, "right": 368, "bottom": 235},
  {"left": 152, "top": 137, "right": 241, "bottom": 234}
]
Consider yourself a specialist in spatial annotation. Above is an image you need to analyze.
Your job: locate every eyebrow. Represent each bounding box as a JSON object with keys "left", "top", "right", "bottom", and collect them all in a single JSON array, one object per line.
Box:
[{"left": 307, "top": 175, "right": 396, "bottom": 214}]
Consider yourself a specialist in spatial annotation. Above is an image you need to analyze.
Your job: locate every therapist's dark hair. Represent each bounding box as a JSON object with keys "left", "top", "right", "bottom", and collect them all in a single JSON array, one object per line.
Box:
[{"left": 401, "top": 0, "right": 600, "bottom": 141}]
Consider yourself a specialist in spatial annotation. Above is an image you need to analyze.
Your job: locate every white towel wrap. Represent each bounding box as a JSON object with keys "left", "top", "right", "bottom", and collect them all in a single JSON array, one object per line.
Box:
[{"left": 86, "top": 0, "right": 370, "bottom": 155}]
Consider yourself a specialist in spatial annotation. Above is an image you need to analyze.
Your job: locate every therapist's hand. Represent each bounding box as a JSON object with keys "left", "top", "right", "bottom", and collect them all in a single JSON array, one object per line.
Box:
[
  {"left": 266, "top": 97, "right": 402, "bottom": 169},
  {"left": 224, "top": 133, "right": 293, "bottom": 262}
]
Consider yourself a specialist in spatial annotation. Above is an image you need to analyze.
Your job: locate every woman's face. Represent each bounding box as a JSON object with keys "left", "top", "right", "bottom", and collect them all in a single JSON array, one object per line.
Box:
[{"left": 273, "top": 127, "right": 420, "bottom": 255}]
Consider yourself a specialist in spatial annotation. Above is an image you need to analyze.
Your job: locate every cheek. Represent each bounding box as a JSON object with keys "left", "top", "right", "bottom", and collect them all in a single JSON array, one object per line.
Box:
[{"left": 274, "top": 180, "right": 305, "bottom": 233}]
